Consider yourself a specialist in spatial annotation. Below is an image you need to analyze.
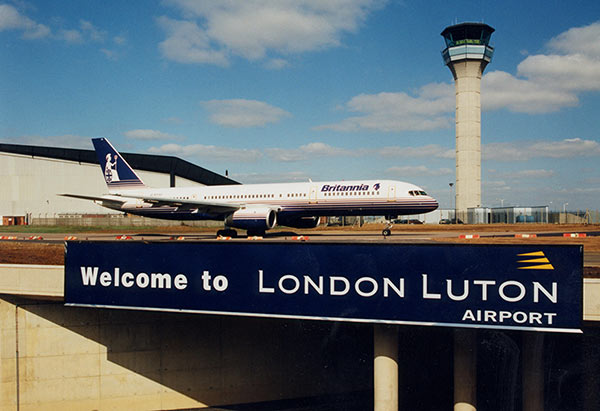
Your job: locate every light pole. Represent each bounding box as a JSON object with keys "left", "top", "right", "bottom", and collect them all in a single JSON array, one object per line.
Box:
[{"left": 449, "top": 183, "right": 455, "bottom": 222}]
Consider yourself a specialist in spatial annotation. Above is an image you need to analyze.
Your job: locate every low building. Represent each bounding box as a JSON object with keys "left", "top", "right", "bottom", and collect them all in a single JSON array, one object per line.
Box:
[{"left": 0, "top": 142, "right": 237, "bottom": 225}]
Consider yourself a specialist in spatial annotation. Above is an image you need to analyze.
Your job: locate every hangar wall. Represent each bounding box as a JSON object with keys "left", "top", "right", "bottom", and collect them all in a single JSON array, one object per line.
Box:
[
  {"left": 0, "top": 152, "right": 204, "bottom": 218},
  {"left": 0, "top": 297, "right": 371, "bottom": 411}
]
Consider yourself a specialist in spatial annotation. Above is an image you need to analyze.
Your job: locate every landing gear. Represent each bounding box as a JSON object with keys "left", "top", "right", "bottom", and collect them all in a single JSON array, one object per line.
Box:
[
  {"left": 382, "top": 217, "right": 394, "bottom": 237},
  {"left": 247, "top": 229, "right": 266, "bottom": 237},
  {"left": 217, "top": 228, "right": 238, "bottom": 238}
]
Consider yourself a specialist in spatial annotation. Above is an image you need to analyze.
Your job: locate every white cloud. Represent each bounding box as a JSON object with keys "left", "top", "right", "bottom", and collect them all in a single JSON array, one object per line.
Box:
[
  {"left": 79, "top": 20, "right": 105, "bottom": 42},
  {"left": 265, "top": 142, "right": 455, "bottom": 162},
  {"left": 162, "top": 116, "right": 184, "bottom": 125},
  {"left": 482, "top": 71, "right": 578, "bottom": 113},
  {"left": 159, "top": 0, "right": 383, "bottom": 65},
  {"left": 264, "top": 58, "right": 290, "bottom": 70},
  {"left": 315, "top": 83, "right": 454, "bottom": 132},
  {"left": 386, "top": 165, "right": 453, "bottom": 177},
  {"left": 232, "top": 171, "right": 311, "bottom": 184},
  {"left": 157, "top": 16, "right": 229, "bottom": 66},
  {"left": 320, "top": 20, "right": 600, "bottom": 132},
  {"left": 516, "top": 54, "right": 600, "bottom": 93},
  {"left": 483, "top": 180, "right": 512, "bottom": 192},
  {"left": 201, "top": 99, "right": 291, "bottom": 127},
  {"left": 484, "top": 138, "right": 600, "bottom": 161},
  {"left": 145, "top": 140, "right": 455, "bottom": 164},
  {"left": 530, "top": 138, "right": 600, "bottom": 158},
  {"left": 483, "top": 142, "right": 528, "bottom": 161},
  {"left": 547, "top": 21, "right": 600, "bottom": 58},
  {"left": 0, "top": 5, "right": 119, "bottom": 49},
  {"left": 100, "top": 33, "right": 127, "bottom": 60},
  {"left": 124, "top": 129, "right": 179, "bottom": 140},
  {"left": 266, "top": 142, "right": 357, "bottom": 162},
  {"left": 100, "top": 48, "right": 117, "bottom": 60},
  {"left": 58, "top": 20, "right": 106, "bottom": 44},
  {"left": 59, "top": 28, "right": 83, "bottom": 43},
  {"left": 483, "top": 20, "right": 600, "bottom": 113},
  {"left": 147, "top": 143, "right": 262, "bottom": 163},
  {"left": 504, "top": 169, "right": 555, "bottom": 179},
  {"left": 113, "top": 35, "right": 127, "bottom": 45},
  {"left": 376, "top": 144, "right": 454, "bottom": 159},
  {"left": 0, "top": 4, "right": 50, "bottom": 39}
]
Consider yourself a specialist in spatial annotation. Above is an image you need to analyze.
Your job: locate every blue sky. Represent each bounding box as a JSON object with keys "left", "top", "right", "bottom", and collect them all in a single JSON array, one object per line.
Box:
[{"left": 1, "top": 0, "right": 599, "bottom": 211}]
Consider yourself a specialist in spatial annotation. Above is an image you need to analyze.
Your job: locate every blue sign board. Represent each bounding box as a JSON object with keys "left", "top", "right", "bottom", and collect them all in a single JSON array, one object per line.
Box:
[{"left": 64, "top": 242, "right": 583, "bottom": 333}]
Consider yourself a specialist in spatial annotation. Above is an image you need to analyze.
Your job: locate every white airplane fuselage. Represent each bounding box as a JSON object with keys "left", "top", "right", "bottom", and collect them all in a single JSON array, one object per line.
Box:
[
  {"left": 102, "top": 180, "right": 437, "bottom": 225},
  {"left": 64, "top": 138, "right": 439, "bottom": 234}
]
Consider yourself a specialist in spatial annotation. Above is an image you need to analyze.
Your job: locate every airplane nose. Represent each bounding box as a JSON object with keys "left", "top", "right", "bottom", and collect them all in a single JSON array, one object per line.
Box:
[{"left": 428, "top": 197, "right": 439, "bottom": 211}]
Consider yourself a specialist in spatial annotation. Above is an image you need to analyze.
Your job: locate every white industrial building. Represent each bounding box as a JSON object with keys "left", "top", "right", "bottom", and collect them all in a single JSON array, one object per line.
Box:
[{"left": 0, "top": 142, "right": 237, "bottom": 225}]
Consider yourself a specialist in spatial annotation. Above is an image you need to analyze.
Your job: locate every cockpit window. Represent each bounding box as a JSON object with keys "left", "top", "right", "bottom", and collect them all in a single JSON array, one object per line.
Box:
[{"left": 409, "top": 190, "right": 428, "bottom": 196}]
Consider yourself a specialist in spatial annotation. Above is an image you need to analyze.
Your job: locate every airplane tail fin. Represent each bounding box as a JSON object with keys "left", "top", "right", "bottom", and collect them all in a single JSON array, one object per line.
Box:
[{"left": 92, "top": 138, "right": 146, "bottom": 191}]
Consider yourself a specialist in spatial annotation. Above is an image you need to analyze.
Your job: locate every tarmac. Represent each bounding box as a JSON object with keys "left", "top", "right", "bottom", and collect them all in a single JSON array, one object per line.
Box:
[{"left": 1, "top": 227, "right": 599, "bottom": 267}]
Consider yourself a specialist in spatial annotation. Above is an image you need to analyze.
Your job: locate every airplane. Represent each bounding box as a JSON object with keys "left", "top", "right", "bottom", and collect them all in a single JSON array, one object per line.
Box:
[{"left": 61, "top": 138, "right": 439, "bottom": 237}]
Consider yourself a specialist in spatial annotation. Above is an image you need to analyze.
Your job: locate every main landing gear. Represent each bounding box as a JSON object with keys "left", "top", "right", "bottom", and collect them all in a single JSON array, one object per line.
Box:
[
  {"left": 215, "top": 228, "right": 266, "bottom": 238},
  {"left": 216, "top": 228, "right": 238, "bottom": 238},
  {"left": 246, "top": 229, "right": 266, "bottom": 237}
]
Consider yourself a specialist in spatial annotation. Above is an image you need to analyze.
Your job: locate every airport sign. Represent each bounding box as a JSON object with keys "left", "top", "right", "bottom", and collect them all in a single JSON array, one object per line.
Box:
[{"left": 64, "top": 242, "right": 583, "bottom": 333}]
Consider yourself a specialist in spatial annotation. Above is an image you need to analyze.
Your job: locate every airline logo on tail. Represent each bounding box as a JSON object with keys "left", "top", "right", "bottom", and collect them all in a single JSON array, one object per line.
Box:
[
  {"left": 92, "top": 138, "right": 145, "bottom": 190},
  {"left": 104, "top": 153, "right": 120, "bottom": 182}
]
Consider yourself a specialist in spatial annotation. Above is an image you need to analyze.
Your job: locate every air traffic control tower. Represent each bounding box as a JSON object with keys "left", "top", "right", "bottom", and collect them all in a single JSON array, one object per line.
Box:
[{"left": 441, "top": 23, "right": 495, "bottom": 220}]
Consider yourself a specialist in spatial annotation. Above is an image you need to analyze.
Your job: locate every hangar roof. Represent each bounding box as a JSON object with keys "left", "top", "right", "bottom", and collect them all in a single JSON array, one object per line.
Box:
[{"left": 0, "top": 142, "right": 239, "bottom": 186}]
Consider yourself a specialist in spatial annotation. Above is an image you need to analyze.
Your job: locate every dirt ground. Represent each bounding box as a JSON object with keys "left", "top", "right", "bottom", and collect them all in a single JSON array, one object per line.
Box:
[{"left": 0, "top": 242, "right": 64, "bottom": 265}]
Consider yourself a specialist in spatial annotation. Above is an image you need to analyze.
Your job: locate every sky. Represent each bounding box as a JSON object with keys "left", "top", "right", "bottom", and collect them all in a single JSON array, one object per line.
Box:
[{"left": 1, "top": 0, "right": 600, "bottom": 211}]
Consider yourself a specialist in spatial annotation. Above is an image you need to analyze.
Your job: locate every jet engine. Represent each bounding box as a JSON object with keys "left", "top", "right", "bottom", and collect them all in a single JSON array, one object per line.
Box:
[
  {"left": 225, "top": 207, "right": 277, "bottom": 230},
  {"left": 278, "top": 215, "right": 320, "bottom": 229}
]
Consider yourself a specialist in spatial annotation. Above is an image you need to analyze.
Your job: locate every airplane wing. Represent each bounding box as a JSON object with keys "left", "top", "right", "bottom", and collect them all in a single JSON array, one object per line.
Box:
[
  {"left": 61, "top": 193, "right": 242, "bottom": 215},
  {"left": 129, "top": 195, "right": 241, "bottom": 214}
]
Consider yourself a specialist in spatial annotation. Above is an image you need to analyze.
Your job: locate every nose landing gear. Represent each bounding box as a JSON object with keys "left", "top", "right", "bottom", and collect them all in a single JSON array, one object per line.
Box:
[{"left": 382, "top": 217, "right": 394, "bottom": 237}]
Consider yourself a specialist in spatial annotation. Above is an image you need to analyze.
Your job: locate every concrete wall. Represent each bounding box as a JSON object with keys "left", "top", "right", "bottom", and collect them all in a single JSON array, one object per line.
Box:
[
  {"left": 0, "top": 152, "right": 204, "bottom": 218},
  {"left": 0, "top": 297, "right": 371, "bottom": 410}
]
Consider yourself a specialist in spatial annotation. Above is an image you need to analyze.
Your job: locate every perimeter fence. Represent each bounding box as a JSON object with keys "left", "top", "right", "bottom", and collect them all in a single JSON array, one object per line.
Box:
[{"left": 549, "top": 210, "right": 600, "bottom": 224}]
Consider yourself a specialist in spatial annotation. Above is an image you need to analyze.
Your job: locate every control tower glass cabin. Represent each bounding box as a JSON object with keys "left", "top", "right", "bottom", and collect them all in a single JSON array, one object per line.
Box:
[{"left": 441, "top": 23, "right": 494, "bottom": 66}]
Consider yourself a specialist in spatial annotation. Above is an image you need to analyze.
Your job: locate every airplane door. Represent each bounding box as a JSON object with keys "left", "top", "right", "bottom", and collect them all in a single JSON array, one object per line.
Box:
[
  {"left": 309, "top": 186, "right": 318, "bottom": 204},
  {"left": 387, "top": 185, "right": 396, "bottom": 202}
]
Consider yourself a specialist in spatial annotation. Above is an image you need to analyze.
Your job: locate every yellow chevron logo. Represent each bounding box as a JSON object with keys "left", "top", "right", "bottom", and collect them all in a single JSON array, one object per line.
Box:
[{"left": 517, "top": 251, "right": 554, "bottom": 270}]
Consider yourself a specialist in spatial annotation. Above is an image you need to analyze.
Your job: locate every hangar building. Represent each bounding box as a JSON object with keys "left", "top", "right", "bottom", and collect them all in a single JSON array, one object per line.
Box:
[{"left": 0, "top": 142, "right": 237, "bottom": 225}]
